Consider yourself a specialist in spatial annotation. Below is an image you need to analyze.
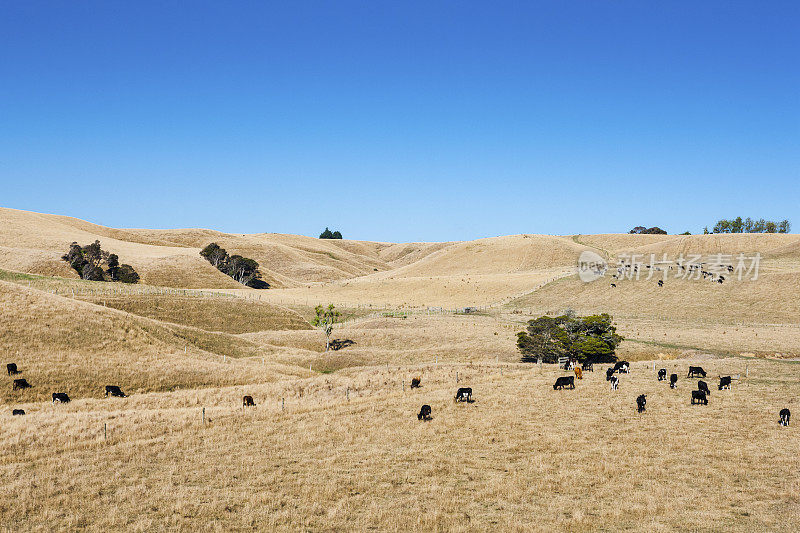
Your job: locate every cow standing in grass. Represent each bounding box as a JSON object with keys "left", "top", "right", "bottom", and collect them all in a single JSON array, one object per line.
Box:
[
  {"left": 670, "top": 374, "right": 678, "bottom": 389},
  {"left": 636, "top": 394, "right": 646, "bottom": 413},
  {"left": 553, "top": 376, "right": 575, "bottom": 390},
  {"left": 454, "top": 388, "right": 472, "bottom": 402},
  {"left": 657, "top": 368, "right": 666, "bottom": 381},
  {"left": 418, "top": 405, "right": 432, "bottom": 421},
  {"left": 779, "top": 409, "right": 791, "bottom": 426}
]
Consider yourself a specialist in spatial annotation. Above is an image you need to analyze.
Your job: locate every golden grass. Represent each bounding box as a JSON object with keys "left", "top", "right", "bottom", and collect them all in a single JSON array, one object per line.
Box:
[
  {"left": 77, "top": 294, "right": 311, "bottom": 334},
  {"left": 1, "top": 357, "right": 798, "bottom": 531},
  {"left": 4, "top": 207, "right": 800, "bottom": 530}
]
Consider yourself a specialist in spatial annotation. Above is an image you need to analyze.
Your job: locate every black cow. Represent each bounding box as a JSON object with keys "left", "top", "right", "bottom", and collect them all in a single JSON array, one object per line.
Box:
[
  {"left": 657, "top": 280, "right": 663, "bottom": 287},
  {"left": 454, "top": 387, "right": 472, "bottom": 402},
  {"left": 606, "top": 367, "right": 615, "bottom": 381},
  {"left": 691, "top": 390, "right": 708, "bottom": 405},
  {"left": 610, "top": 283, "right": 616, "bottom": 287},
  {"left": 718, "top": 376, "right": 732, "bottom": 390},
  {"left": 670, "top": 374, "right": 678, "bottom": 389},
  {"left": 12, "top": 409, "right": 25, "bottom": 416},
  {"left": 7, "top": 363, "right": 20, "bottom": 375},
  {"left": 581, "top": 360, "right": 594, "bottom": 372},
  {"left": 636, "top": 394, "right": 646, "bottom": 413},
  {"left": 52, "top": 392, "right": 70, "bottom": 403},
  {"left": 410, "top": 377, "right": 421, "bottom": 389},
  {"left": 553, "top": 376, "right": 575, "bottom": 390},
  {"left": 105, "top": 385, "right": 126, "bottom": 398},
  {"left": 687, "top": 366, "right": 706, "bottom": 378},
  {"left": 12, "top": 379, "right": 31, "bottom": 390},
  {"left": 657, "top": 368, "right": 667, "bottom": 381},
  {"left": 697, "top": 381, "right": 711, "bottom": 396},
  {"left": 417, "top": 404, "right": 432, "bottom": 421},
  {"left": 242, "top": 395, "right": 255, "bottom": 408},
  {"left": 610, "top": 376, "right": 619, "bottom": 390},
  {"left": 779, "top": 408, "right": 791, "bottom": 427}
]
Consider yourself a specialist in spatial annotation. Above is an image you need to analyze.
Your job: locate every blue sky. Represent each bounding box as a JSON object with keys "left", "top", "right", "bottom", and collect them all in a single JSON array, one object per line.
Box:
[{"left": 1, "top": 1, "right": 798, "bottom": 241}]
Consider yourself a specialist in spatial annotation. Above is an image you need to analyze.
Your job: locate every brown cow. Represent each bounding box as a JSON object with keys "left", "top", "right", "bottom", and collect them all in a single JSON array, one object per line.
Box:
[
  {"left": 574, "top": 367, "right": 583, "bottom": 380},
  {"left": 410, "top": 377, "right": 422, "bottom": 389},
  {"left": 242, "top": 395, "right": 256, "bottom": 408}
]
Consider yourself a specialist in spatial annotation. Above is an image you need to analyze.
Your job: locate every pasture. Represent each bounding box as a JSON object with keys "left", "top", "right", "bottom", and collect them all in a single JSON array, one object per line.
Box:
[
  {"left": 1, "top": 358, "right": 798, "bottom": 531},
  {"left": 2, "top": 208, "right": 800, "bottom": 530}
]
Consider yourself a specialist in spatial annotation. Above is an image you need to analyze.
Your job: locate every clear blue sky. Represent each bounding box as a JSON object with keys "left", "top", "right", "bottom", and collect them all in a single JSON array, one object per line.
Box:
[{"left": 1, "top": 1, "right": 798, "bottom": 242}]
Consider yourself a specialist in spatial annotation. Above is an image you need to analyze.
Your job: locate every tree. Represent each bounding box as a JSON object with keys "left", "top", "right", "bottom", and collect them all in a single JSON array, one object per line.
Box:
[
  {"left": 630, "top": 226, "right": 667, "bottom": 235},
  {"left": 116, "top": 264, "right": 140, "bottom": 284},
  {"left": 703, "top": 227, "right": 710, "bottom": 234},
  {"left": 765, "top": 221, "right": 777, "bottom": 233},
  {"left": 200, "top": 243, "right": 229, "bottom": 269},
  {"left": 312, "top": 304, "right": 341, "bottom": 351},
  {"left": 629, "top": 226, "right": 647, "bottom": 234},
  {"left": 61, "top": 240, "right": 137, "bottom": 283},
  {"left": 680, "top": 231, "right": 691, "bottom": 235},
  {"left": 225, "top": 255, "right": 260, "bottom": 285},
  {"left": 517, "top": 312, "right": 622, "bottom": 363},
  {"left": 779, "top": 219, "right": 791, "bottom": 233},
  {"left": 106, "top": 253, "right": 120, "bottom": 280},
  {"left": 319, "top": 228, "right": 343, "bottom": 239}
]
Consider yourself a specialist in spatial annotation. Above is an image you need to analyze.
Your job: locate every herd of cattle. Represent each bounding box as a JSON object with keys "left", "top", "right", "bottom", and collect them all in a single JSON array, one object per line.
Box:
[
  {"left": 6, "top": 360, "right": 792, "bottom": 428},
  {"left": 7, "top": 363, "right": 127, "bottom": 416}
]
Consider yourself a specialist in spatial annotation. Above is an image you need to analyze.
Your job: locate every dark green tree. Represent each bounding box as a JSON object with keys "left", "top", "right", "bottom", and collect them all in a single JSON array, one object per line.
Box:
[
  {"left": 319, "top": 227, "right": 334, "bottom": 239},
  {"left": 116, "top": 264, "right": 140, "bottom": 284},
  {"left": 517, "top": 313, "right": 622, "bottom": 363}
]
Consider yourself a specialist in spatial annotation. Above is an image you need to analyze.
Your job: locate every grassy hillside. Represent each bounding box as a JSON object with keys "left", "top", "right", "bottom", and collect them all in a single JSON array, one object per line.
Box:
[{"left": 0, "top": 281, "right": 311, "bottom": 403}]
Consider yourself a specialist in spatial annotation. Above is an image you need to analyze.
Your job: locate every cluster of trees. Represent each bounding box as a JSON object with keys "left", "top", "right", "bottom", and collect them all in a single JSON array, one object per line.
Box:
[
  {"left": 629, "top": 226, "right": 668, "bottom": 234},
  {"left": 61, "top": 240, "right": 140, "bottom": 283},
  {"left": 319, "top": 228, "right": 343, "bottom": 239},
  {"left": 709, "top": 217, "right": 790, "bottom": 234},
  {"left": 199, "top": 243, "right": 269, "bottom": 289},
  {"left": 516, "top": 311, "right": 623, "bottom": 364}
]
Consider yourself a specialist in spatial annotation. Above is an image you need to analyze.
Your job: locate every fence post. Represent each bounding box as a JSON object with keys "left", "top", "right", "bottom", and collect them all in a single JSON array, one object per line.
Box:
[
  {"left": 104, "top": 423, "right": 107, "bottom": 441},
  {"left": 202, "top": 407, "right": 205, "bottom": 424},
  {"left": 346, "top": 387, "right": 350, "bottom": 401},
  {"left": 456, "top": 372, "right": 459, "bottom": 383},
  {"left": 282, "top": 398, "right": 285, "bottom": 411}
]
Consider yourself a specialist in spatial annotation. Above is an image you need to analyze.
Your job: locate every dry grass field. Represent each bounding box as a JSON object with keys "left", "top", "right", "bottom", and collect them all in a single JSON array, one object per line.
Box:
[{"left": 2, "top": 208, "right": 800, "bottom": 531}]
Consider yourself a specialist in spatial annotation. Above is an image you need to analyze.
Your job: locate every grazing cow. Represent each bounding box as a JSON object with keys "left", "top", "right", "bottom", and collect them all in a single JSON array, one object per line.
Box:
[
  {"left": 12, "top": 379, "right": 31, "bottom": 390},
  {"left": 12, "top": 409, "right": 25, "bottom": 416},
  {"left": 657, "top": 280, "right": 663, "bottom": 287},
  {"left": 417, "top": 404, "right": 432, "bottom": 421},
  {"left": 105, "top": 385, "right": 126, "bottom": 398},
  {"left": 606, "top": 367, "right": 615, "bottom": 381},
  {"left": 582, "top": 360, "right": 593, "bottom": 372},
  {"left": 610, "top": 376, "right": 619, "bottom": 390},
  {"left": 610, "top": 283, "right": 616, "bottom": 287},
  {"left": 636, "top": 394, "right": 646, "bottom": 413},
  {"left": 687, "top": 366, "right": 706, "bottom": 378},
  {"left": 657, "top": 368, "right": 667, "bottom": 381},
  {"left": 454, "top": 387, "right": 472, "bottom": 402},
  {"left": 574, "top": 367, "right": 583, "bottom": 380},
  {"left": 242, "top": 395, "right": 256, "bottom": 408},
  {"left": 7, "top": 363, "right": 19, "bottom": 375},
  {"left": 553, "top": 376, "right": 575, "bottom": 390},
  {"left": 697, "top": 381, "right": 711, "bottom": 396},
  {"left": 779, "top": 408, "right": 791, "bottom": 427},
  {"left": 691, "top": 390, "right": 708, "bottom": 405},
  {"left": 52, "top": 392, "right": 70, "bottom": 403},
  {"left": 410, "top": 377, "right": 422, "bottom": 389},
  {"left": 670, "top": 374, "right": 678, "bottom": 389},
  {"left": 613, "top": 361, "right": 630, "bottom": 374},
  {"left": 718, "top": 376, "right": 732, "bottom": 390}
]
